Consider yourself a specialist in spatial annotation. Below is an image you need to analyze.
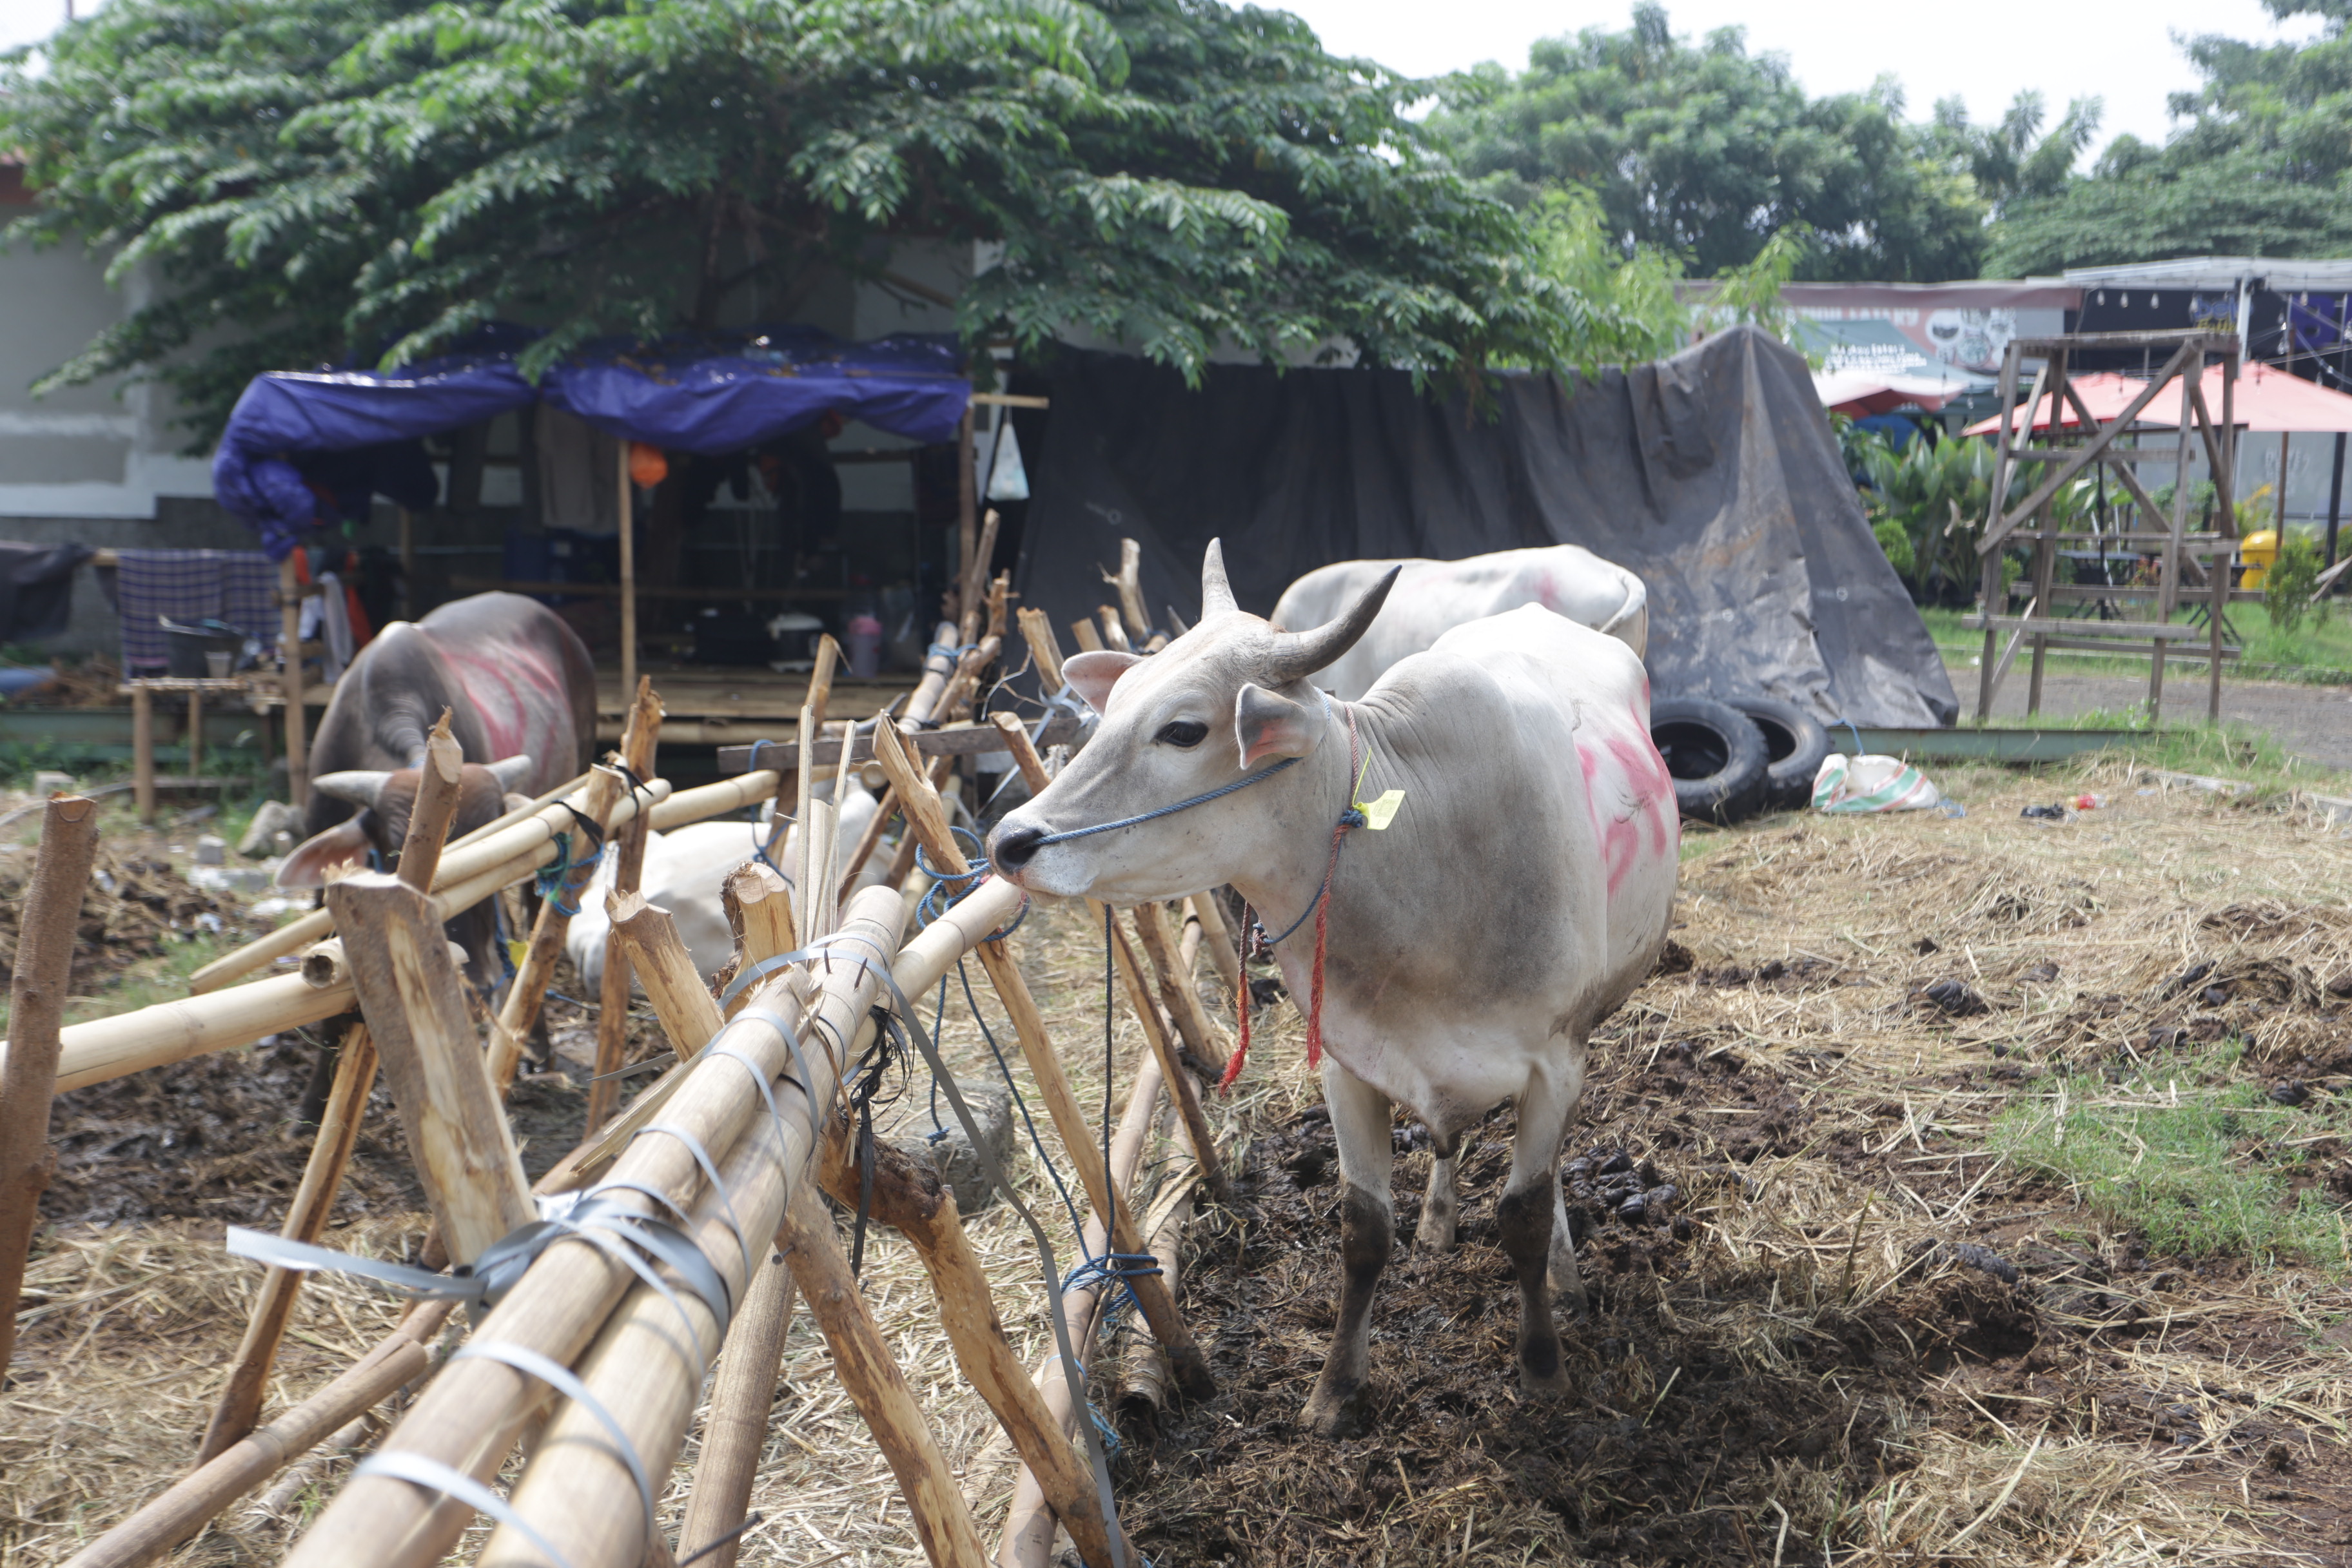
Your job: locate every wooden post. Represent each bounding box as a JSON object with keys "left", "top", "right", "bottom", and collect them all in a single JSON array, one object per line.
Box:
[
  {"left": 1104, "top": 909, "right": 1230, "bottom": 1206},
  {"left": 61, "top": 1304, "right": 455, "bottom": 1568},
  {"left": 674, "top": 1246, "right": 798, "bottom": 1568},
  {"left": 1188, "top": 889, "right": 1242, "bottom": 994},
  {"left": 397, "top": 712, "right": 464, "bottom": 892},
  {"left": 488, "top": 762, "right": 631, "bottom": 1093},
  {"left": 326, "top": 872, "right": 535, "bottom": 1267},
  {"left": 1128, "top": 904, "right": 1234, "bottom": 1203},
  {"left": 1117, "top": 1185, "right": 1194, "bottom": 1423},
  {"left": 814, "top": 1121, "right": 1128, "bottom": 1568},
  {"left": 618, "top": 440, "right": 638, "bottom": 705},
  {"left": 589, "top": 678, "right": 663, "bottom": 1132},
  {"left": 0, "top": 795, "right": 103, "bottom": 1380},
  {"left": 868, "top": 720, "right": 1215, "bottom": 1399},
  {"left": 1069, "top": 616, "right": 1105, "bottom": 654},
  {"left": 959, "top": 509, "right": 1000, "bottom": 646},
  {"left": 186, "top": 689, "right": 202, "bottom": 779},
  {"left": 1096, "top": 605, "right": 1133, "bottom": 653},
  {"left": 131, "top": 682, "right": 155, "bottom": 821},
  {"left": 954, "top": 406, "right": 976, "bottom": 623},
  {"left": 607, "top": 892, "right": 727, "bottom": 1059},
  {"left": 1112, "top": 536, "right": 1150, "bottom": 643},
  {"left": 778, "top": 1181, "right": 991, "bottom": 1568},
  {"left": 2213, "top": 350, "right": 2239, "bottom": 721},
  {"left": 1015, "top": 608, "right": 1066, "bottom": 694},
  {"left": 196, "top": 1024, "right": 379, "bottom": 1462},
  {"left": 715, "top": 861, "right": 796, "bottom": 1020},
  {"left": 280, "top": 554, "right": 308, "bottom": 807}
]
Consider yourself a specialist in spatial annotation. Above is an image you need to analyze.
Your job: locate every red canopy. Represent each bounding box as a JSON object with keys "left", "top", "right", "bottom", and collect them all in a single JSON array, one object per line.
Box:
[{"left": 1964, "top": 361, "right": 2352, "bottom": 437}]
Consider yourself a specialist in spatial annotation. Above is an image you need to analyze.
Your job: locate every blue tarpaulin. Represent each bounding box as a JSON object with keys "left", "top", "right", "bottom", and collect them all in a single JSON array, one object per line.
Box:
[{"left": 212, "top": 324, "right": 970, "bottom": 558}]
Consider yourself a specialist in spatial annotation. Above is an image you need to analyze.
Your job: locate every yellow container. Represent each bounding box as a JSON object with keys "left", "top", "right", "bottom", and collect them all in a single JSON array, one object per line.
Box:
[{"left": 2241, "top": 528, "right": 2278, "bottom": 591}]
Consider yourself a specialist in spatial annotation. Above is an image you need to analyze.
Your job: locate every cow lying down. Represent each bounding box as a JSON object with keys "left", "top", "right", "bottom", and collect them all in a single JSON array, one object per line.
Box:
[
  {"left": 992, "top": 542, "right": 1678, "bottom": 1436},
  {"left": 565, "top": 783, "right": 887, "bottom": 988},
  {"left": 1271, "top": 543, "right": 1647, "bottom": 701}
]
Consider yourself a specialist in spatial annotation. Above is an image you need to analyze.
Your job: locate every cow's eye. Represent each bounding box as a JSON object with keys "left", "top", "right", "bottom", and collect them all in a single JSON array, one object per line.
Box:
[{"left": 1154, "top": 720, "right": 1209, "bottom": 749}]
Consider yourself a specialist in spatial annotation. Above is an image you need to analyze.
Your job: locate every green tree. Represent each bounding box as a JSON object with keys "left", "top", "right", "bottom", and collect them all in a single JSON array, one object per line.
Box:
[
  {"left": 1989, "top": 1, "right": 2352, "bottom": 273},
  {"left": 3, "top": 0, "right": 1593, "bottom": 444},
  {"left": 1427, "top": 2, "right": 2012, "bottom": 281}
]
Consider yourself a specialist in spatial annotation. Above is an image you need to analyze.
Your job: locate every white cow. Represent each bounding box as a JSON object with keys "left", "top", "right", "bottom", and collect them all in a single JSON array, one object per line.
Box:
[
  {"left": 567, "top": 783, "right": 886, "bottom": 987},
  {"left": 991, "top": 543, "right": 1678, "bottom": 1436},
  {"left": 1271, "top": 544, "right": 1647, "bottom": 701}
]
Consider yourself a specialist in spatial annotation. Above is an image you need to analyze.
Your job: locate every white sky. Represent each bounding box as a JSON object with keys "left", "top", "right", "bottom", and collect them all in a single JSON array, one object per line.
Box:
[
  {"left": 1277, "top": 0, "right": 2327, "bottom": 155},
  {"left": 0, "top": 0, "right": 2324, "bottom": 158}
]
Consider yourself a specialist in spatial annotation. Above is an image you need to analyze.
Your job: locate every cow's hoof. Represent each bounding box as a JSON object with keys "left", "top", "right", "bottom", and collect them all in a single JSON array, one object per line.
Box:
[
  {"left": 1518, "top": 1360, "right": 1575, "bottom": 1402},
  {"left": 1412, "top": 1218, "right": 1456, "bottom": 1254},
  {"left": 1551, "top": 1273, "right": 1591, "bottom": 1317},
  {"left": 1301, "top": 1378, "right": 1375, "bottom": 1439}
]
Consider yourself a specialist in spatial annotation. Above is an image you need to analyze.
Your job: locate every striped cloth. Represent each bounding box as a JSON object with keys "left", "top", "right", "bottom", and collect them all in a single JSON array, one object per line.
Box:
[{"left": 108, "top": 549, "right": 280, "bottom": 673}]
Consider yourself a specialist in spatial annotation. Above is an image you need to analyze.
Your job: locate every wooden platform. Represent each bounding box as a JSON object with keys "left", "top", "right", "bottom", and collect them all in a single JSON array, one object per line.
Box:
[{"left": 596, "top": 665, "right": 921, "bottom": 745}]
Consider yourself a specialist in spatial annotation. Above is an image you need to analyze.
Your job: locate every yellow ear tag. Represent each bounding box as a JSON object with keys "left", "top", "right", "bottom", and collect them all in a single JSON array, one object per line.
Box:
[
  {"left": 507, "top": 938, "right": 530, "bottom": 968},
  {"left": 1357, "top": 789, "right": 1405, "bottom": 830}
]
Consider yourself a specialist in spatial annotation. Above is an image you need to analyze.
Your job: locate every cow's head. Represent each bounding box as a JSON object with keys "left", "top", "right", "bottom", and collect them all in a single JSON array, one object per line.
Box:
[
  {"left": 989, "top": 543, "right": 1395, "bottom": 903},
  {"left": 277, "top": 754, "right": 535, "bottom": 888}
]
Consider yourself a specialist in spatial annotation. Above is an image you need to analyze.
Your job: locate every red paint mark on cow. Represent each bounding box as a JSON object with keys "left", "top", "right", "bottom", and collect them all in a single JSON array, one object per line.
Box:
[{"left": 439, "top": 639, "right": 566, "bottom": 772}]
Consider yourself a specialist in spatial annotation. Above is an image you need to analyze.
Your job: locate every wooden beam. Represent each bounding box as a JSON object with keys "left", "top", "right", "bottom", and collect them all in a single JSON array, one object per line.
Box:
[
  {"left": 325, "top": 872, "right": 535, "bottom": 1267},
  {"left": 714, "top": 709, "right": 1078, "bottom": 777}
]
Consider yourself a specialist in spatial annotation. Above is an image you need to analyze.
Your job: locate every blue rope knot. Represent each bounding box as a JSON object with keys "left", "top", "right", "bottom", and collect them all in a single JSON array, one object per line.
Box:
[
  {"left": 1339, "top": 807, "right": 1367, "bottom": 830},
  {"left": 534, "top": 830, "right": 603, "bottom": 919},
  {"left": 914, "top": 828, "right": 1031, "bottom": 939}
]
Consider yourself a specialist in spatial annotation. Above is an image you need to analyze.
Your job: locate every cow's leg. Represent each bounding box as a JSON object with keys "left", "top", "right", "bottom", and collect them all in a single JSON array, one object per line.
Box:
[
  {"left": 1301, "top": 1062, "right": 1393, "bottom": 1440},
  {"left": 1414, "top": 1148, "right": 1460, "bottom": 1252},
  {"left": 1496, "top": 1061, "right": 1582, "bottom": 1402},
  {"left": 1549, "top": 1049, "right": 1591, "bottom": 1317}
]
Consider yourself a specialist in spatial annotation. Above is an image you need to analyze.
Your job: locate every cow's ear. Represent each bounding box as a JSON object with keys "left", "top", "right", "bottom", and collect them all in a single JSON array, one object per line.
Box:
[
  {"left": 1063, "top": 651, "right": 1142, "bottom": 716},
  {"left": 276, "top": 818, "right": 372, "bottom": 889},
  {"left": 1234, "top": 683, "right": 1322, "bottom": 767}
]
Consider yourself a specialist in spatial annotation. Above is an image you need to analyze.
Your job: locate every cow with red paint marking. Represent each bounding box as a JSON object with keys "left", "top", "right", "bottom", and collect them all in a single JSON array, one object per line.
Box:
[
  {"left": 277, "top": 592, "right": 598, "bottom": 996},
  {"left": 990, "top": 543, "right": 1678, "bottom": 1438}
]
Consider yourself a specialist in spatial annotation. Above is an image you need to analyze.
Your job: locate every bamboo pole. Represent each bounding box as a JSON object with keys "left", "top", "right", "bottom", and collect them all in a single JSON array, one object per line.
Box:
[
  {"left": 61, "top": 1302, "right": 456, "bottom": 1568},
  {"left": 815, "top": 1117, "right": 1128, "bottom": 1567},
  {"left": 1188, "top": 890, "right": 1242, "bottom": 994},
  {"left": 954, "top": 408, "right": 976, "bottom": 624},
  {"left": 607, "top": 892, "right": 726, "bottom": 1059},
  {"left": 195, "top": 1023, "right": 379, "bottom": 1462},
  {"left": 589, "top": 678, "right": 665, "bottom": 1133},
  {"left": 1125, "top": 905, "right": 1232, "bottom": 1204},
  {"left": 1111, "top": 538, "right": 1150, "bottom": 645},
  {"left": 778, "top": 1179, "right": 990, "bottom": 1568},
  {"left": 281, "top": 554, "right": 308, "bottom": 807},
  {"left": 395, "top": 712, "right": 465, "bottom": 892},
  {"left": 1095, "top": 606, "right": 1132, "bottom": 654},
  {"left": 474, "top": 903, "right": 897, "bottom": 1568},
  {"left": 674, "top": 1247, "right": 797, "bottom": 1568},
  {"left": 188, "top": 768, "right": 631, "bottom": 994},
  {"left": 1015, "top": 609, "right": 1066, "bottom": 694},
  {"left": 714, "top": 861, "right": 795, "bottom": 1021},
  {"left": 43, "top": 972, "right": 360, "bottom": 1092},
  {"left": 326, "top": 871, "right": 535, "bottom": 1266},
  {"left": 281, "top": 945, "right": 843, "bottom": 1568},
  {"left": 1068, "top": 618, "right": 1104, "bottom": 654},
  {"left": 993, "top": 1051, "right": 1168, "bottom": 1566},
  {"left": 959, "top": 509, "right": 1000, "bottom": 647},
  {"left": 869, "top": 720, "right": 1213, "bottom": 1399},
  {"left": 1116, "top": 1183, "right": 1194, "bottom": 1424},
  {"left": 0, "top": 794, "right": 102, "bottom": 1379},
  {"left": 907, "top": 620, "right": 963, "bottom": 727},
  {"left": 489, "top": 761, "right": 632, "bottom": 1093},
  {"left": 1097, "top": 912, "right": 1229, "bottom": 1206}
]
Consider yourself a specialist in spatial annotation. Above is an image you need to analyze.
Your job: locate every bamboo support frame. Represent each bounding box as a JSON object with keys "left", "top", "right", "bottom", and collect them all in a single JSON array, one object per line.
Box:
[
  {"left": 195, "top": 1023, "right": 380, "bottom": 1462},
  {"left": 0, "top": 795, "right": 103, "bottom": 1379},
  {"left": 1126, "top": 903, "right": 1233, "bottom": 1204},
  {"left": 590, "top": 678, "right": 665, "bottom": 1130},
  {"left": 489, "top": 762, "right": 632, "bottom": 1093}
]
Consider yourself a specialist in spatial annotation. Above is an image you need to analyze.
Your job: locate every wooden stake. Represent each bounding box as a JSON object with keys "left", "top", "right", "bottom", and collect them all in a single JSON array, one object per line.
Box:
[
  {"left": 867, "top": 721, "right": 1214, "bottom": 1398},
  {"left": 281, "top": 554, "right": 308, "bottom": 807},
  {"left": 816, "top": 1121, "right": 1128, "bottom": 1567},
  {"left": 196, "top": 1023, "right": 379, "bottom": 1462},
  {"left": 959, "top": 509, "right": 1000, "bottom": 646},
  {"left": 589, "top": 680, "right": 663, "bottom": 1133},
  {"left": 396, "top": 712, "right": 464, "bottom": 892},
  {"left": 714, "top": 861, "right": 795, "bottom": 1021},
  {"left": 906, "top": 620, "right": 962, "bottom": 726},
  {"left": 1015, "top": 608, "right": 1066, "bottom": 694},
  {"left": 1069, "top": 616, "right": 1104, "bottom": 654},
  {"left": 63, "top": 1303, "right": 455, "bottom": 1568},
  {"left": 1111, "top": 537, "right": 1150, "bottom": 643},
  {"left": 1117, "top": 1184, "right": 1194, "bottom": 1423},
  {"left": 1189, "top": 890, "right": 1242, "bottom": 993},
  {"left": 1097, "top": 605, "right": 1132, "bottom": 653},
  {"left": 326, "top": 872, "right": 535, "bottom": 1267},
  {"left": 1102, "top": 907, "right": 1230, "bottom": 1206},
  {"left": 954, "top": 407, "right": 976, "bottom": 625},
  {"left": 186, "top": 688, "right": 202, "bottom": 779},
  {"left": 1126, "top": 904, "right": 1233, "bottom": 1204},
  {"left": 674, "top": 1244, "right": 797, "bottom": 1568},
  {"left": 0, "top": 794, "right": 102, "bottom": 1380},
  {"left": 606, "top": 892, "right": 727, "bottom": 1060},
  {"left": 778, "top": 1180, "right": 990, "bottom": 1568}
]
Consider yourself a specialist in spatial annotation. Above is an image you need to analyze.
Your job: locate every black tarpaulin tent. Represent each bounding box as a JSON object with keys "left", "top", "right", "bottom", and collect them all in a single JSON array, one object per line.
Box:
[{"left": 1012, "top": 325, "right": 1958, "bottom": 728}]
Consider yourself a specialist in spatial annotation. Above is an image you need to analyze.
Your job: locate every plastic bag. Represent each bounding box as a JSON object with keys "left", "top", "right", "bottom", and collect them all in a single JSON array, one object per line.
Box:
[{"left": 1812, "top": 753, "right": 1941, "bottom": 814}]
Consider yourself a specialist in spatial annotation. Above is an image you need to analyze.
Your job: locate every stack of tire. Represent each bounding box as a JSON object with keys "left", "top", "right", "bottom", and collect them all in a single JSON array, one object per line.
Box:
[{"left": 1647, "top": 694, "right": 1831, "bottom": 825}]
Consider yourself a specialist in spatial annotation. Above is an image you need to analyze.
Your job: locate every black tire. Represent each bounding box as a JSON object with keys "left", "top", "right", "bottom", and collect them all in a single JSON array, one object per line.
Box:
[
  {"left": 1725, "top": 694, "right": 1832, "bottom": 813},
  {"left": 1650, "top": 696, "right": 1769, "bottom": 823}
]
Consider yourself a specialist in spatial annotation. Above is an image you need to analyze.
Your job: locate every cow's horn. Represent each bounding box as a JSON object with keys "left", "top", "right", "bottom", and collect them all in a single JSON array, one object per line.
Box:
[
  {"left": 1200, "top": 538, "right": 1239, "bottom": 620},
  {"left": 311, "top": 770, "right": 393, "bottom": 810},
  {"left": 485, "top": 754, "right": 535, "bottom": 792},
  {"left": 1264, "top": 565, "right": 1400, "bottom": 685}
]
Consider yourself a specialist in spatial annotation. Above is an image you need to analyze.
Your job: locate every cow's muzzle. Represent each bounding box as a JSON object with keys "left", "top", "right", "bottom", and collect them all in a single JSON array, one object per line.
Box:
[{"left": 990, "top": 822, "right": 1047, "bottom": 874}]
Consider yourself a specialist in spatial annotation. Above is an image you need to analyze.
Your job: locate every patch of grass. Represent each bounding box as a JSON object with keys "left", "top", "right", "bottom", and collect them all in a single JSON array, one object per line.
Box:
[
  {"left": 0, "top": 929, "right": 241, "bottom": 1037},
  {"left": 1991, "top": 1047, "right": 2350, "bottom": 1270}
]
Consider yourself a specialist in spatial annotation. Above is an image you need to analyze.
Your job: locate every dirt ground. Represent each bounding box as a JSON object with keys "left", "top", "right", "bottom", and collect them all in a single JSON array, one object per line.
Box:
[
  {"left": 1955, "top": 661, "right": 2352, "bottom": 772},
  {"left": 8, "top": 754, "right": 2352, "bottom": 1567}
]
